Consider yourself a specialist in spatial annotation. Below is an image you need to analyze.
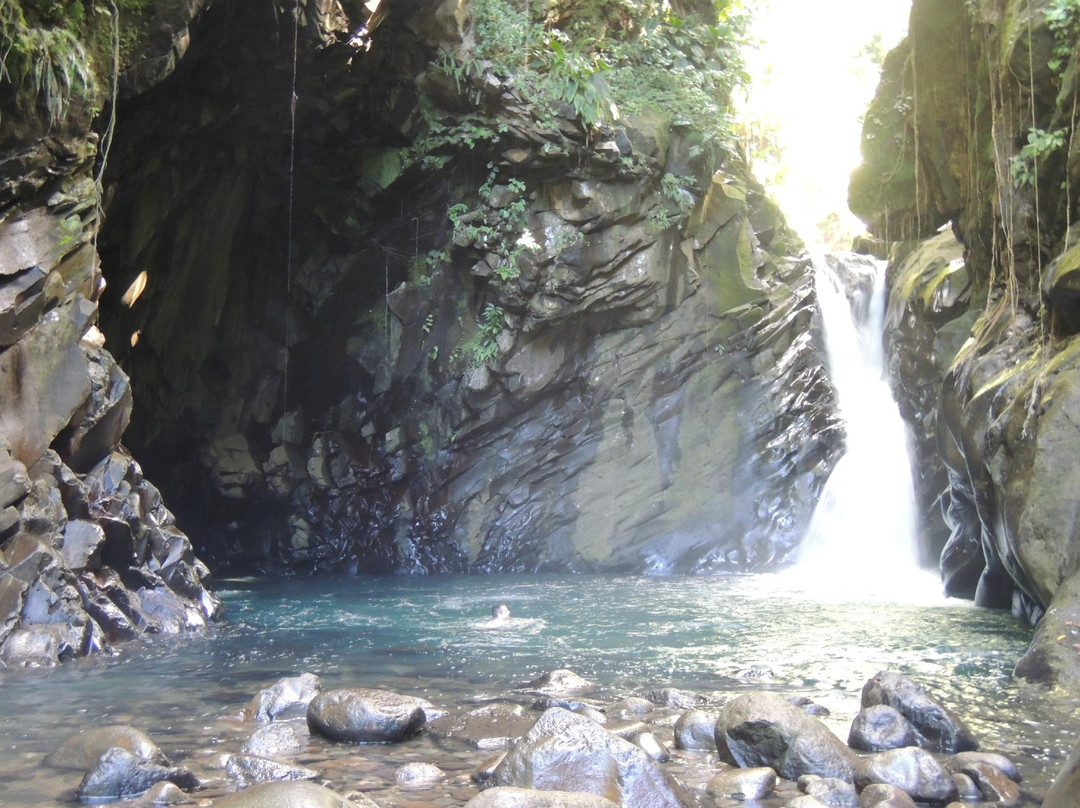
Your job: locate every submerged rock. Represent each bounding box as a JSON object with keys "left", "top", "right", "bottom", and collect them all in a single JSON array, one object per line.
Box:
[
  {"left": 306, "top": 688, "right": 427, "bottom": 743},
  {"left": 45, "top": 724, "right": 167, "bottom": 770},
  {"left": 226, "top": 754, "right": 320, "bottom": 788},
  {"left": 245, "top": 673, "right": 322, "bottom": 722},
  {"left": 522, "top": 669, "right": 593, "bottom": 695}
]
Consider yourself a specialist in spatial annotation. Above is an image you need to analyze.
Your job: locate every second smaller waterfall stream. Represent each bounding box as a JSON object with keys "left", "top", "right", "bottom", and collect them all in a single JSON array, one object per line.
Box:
[{"left": 798, "top": 254, "right": 931, "bottom": 595}]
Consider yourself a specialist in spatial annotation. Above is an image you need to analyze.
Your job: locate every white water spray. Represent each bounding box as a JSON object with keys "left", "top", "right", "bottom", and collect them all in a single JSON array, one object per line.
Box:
[{"left": 797, "top": 254, "right": 934, "bottom": 597}]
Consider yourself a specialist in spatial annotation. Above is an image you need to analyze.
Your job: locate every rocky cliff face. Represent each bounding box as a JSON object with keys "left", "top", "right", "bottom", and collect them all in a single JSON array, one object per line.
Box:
[
  {"left": 0, "top": 0, "right": 221, "bottom": 666},
  {"left": 853, "top": 0, "right": 1080, "bottom": 689},
  {"left": 86, "top": 0, "right": 840, "bottom": 576}
]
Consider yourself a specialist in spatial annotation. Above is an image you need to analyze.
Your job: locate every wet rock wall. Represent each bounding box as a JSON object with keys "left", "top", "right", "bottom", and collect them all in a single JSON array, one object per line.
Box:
[
  {"left": 94, "top": 0, "right": 840, "bottom": 574},
  {"left": 853, "top": 0, "right": 1080, "bottom": 689},
  {"left": 0, "top": 0, "right": 222, "bottom": 666}
]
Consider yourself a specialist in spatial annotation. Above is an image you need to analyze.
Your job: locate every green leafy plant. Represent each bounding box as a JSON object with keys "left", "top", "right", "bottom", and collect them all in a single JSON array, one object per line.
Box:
[
  {"left": 1010, "top": 127, "right": 1066, "bottom": 188},
  {"left": 1046, "top": 0, "right": 1080, "bottom": 75},
  {"left": 0, "top": 2, "right": 98, "bottom": 125},
  {"left": 463, "top": 303, "right": 506, "bottom": 367}
]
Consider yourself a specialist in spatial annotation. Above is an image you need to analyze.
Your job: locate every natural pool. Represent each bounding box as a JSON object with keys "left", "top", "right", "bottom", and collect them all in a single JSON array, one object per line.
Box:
[{"left": 0, "top": 574, "right": 1075, "bottom": 806}]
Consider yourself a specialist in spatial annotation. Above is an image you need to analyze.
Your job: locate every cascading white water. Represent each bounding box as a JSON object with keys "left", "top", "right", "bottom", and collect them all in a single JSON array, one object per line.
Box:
[{"left": 798, "top": 254, "right": 927, "bottom": 592}]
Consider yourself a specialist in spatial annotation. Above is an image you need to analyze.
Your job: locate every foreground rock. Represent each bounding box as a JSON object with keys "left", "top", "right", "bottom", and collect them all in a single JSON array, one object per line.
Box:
[
  {"left": 211, "top": 781, "right": 353, "bottom": 808},
  {"left": 306, "top": 688, "right": 427, "bottom": 743},
  {"left": 705, "top": 767, "right": 776, "bottom": 800},
  {"left": 488, "top": 707, "right": 690, "bottom": 808},
  {"left": 76, "top": 747, "right": 198, "bottom": 800},
  {"left": 855, "top": 747, "right": 957, "bottom": 803},
  {"left": 714, "top": 692, "right": 856, "bottom": 781},
  {"left": 465, "top": 787, "right": 621, "bottom": 808}
]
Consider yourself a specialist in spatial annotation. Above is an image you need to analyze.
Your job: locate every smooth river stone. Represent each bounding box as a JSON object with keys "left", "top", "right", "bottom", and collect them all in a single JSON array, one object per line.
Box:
[
  {"left": 855, "top": 747, "right": 957, "bottom": 803},
  {"left": 306, "top": 687, "right": 426, "bottom": 743},
  {"left": 714, "top": 692, "right": 857, "bottom": 781},
  {"left": 466, "top": 786, "right": 621, "bottom": 808},
  {"left": 706, "top": 766, "right": 777, "bottom": 799},
  {"left": 212, "top": 781, "right": 353, "bottom": 807},
  {"left": 45, "top": 724, "right": 167, "bottom": 769}
]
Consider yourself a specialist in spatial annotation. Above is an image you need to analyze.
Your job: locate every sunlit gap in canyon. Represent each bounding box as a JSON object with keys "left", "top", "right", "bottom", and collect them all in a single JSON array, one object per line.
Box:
[{"left": 742, "top": 1, "right": 941, "bottom": 599}]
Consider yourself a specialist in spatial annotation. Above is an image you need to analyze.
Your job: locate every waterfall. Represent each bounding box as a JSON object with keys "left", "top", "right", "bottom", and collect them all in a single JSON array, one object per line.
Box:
[{"left": 798, "top": 254, "right": 931, "bottom": 594}]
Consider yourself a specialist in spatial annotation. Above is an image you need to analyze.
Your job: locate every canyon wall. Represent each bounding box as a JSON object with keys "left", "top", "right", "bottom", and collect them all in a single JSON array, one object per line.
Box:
[{"left": 854, "top": 0, "right": 1080, "bottom": 690}]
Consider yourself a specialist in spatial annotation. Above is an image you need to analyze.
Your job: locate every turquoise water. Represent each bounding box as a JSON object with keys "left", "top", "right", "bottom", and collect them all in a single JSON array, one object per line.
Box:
[{"left": 0, "top": 574, "right": 1074, "bottom": 806}]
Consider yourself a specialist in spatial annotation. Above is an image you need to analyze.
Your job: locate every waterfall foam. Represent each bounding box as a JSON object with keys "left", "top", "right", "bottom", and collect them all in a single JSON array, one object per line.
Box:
[{"left": 796, "top": 254, "right": 939, "bottom": 600}]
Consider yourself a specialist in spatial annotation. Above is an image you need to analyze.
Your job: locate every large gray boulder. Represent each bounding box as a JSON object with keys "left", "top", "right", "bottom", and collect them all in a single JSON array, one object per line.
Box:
[
  {"left": 854, "top": 747, "right": 957, "bottom": 803},
  {"left": 306, "top": 688, "right": 426, "bottom": 743},
  {"left": 860, "top": 671, "right": 977, "bottom": 753},
  {"left": 45, "top": 724, "right": 167, "bottom": 770},
  {"left": 488, "top": 707, "right": 690, "bottom": 808},
  {"left": 713, "top": 692, "right": 857, "bottom": 781},
  {"left": 211, "top": 781, "right": 353, "bottom": 808}
]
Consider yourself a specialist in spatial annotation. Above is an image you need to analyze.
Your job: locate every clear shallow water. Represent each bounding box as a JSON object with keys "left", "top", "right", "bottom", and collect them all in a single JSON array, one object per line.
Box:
[{"left": 0, "top": 574, "right": 1075, "bottom": 807}]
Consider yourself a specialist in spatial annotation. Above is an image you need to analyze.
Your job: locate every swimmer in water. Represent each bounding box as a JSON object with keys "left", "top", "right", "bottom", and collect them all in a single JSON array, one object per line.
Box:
[{"left": 491, "top": 604, "right": 511, "bottom": 623}]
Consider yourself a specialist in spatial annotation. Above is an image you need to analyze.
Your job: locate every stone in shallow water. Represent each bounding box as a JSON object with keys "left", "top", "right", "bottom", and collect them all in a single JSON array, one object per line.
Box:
[
  {"left": 466, "top": 786, "right": 621, "bottom": 808},
  {"left": 705, "top": 766, "right": 776, "bottom": 800},
  {"left": 673, "top": 709, "right": 717, "bottom": 751},
  {"left": 714, "top": 692, "right": 856, "bottom": 781},
  {"left": 860, "top": 671, "right": 978, "bottom": 753},
  {"left": 855, "top": 746, "right": 957, "bottom": 803},
  {"left": 848, "top": 704, "right": 917, "bottom": 752},
  {"left": 395, "top": 762, "right": 446, "bottom": 784},
  {"left": 240, "top": 721, "right": 306, "bottom": 758},
  {"left": 76, "top": 746, "right": 198, "bottom": 800},
  {"left": 244, "top": 673, "right": 322, "bottom": 722},
  {"left": 306, "top": 687, "right": 426, "bottom": 743},
  {"left": 631, "top": 731, "right": 670, "bottom": 763},
  {"left": 521, "top": 669, "right": 593, "bottom": 694},
  {"left": 211, "top": 780, "right": 352, "bottom": 808},
  {"left": 427, "top": 702, "right": 537, "bottom": 749},
  {"left": 45, "top": 724, "right": 167, "bottom": 770},
  {"left": 226, "top": 754, "right": 320, "bottom": 788},
  {"left": 944, "top": 750, "right": 1021, "bottom": 782},
  {"left": 489, "top": 707, "right": 689, "bottom": 808},
  {"left": 857, "top": 783, "right": 918, "bottom": 808},
  {"left": 799, "top": 774, "right": 857, "bottom": 807},
  {"left": 642, "top": 687, "right": 704, "bottom": 709}
]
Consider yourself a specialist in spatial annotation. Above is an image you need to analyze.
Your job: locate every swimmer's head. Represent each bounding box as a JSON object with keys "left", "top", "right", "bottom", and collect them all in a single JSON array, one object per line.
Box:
[{"left": 492, "top": 604, "right": 511, "bottom": 620}]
